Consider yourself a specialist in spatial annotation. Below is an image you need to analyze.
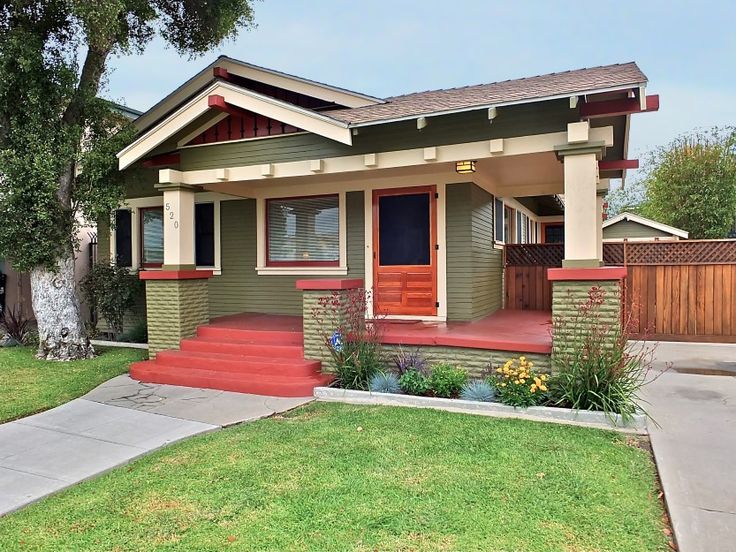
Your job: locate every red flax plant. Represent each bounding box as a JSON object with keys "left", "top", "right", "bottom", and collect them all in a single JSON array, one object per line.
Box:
[
  {"left": 310, "top": 288, "right": 384, "bottom": 390},
  {"left": 549, "top": 284, "right": 659, "bottom": 425}
]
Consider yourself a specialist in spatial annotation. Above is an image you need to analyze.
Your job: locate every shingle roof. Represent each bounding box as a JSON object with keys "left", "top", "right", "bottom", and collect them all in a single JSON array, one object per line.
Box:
[{"left": 327, "top": 62, "right": 647, "bottom": 125}]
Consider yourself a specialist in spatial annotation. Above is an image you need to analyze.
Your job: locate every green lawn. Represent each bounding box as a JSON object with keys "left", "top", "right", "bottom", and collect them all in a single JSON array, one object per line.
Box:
[
  {"left": 0, "top": 346, "right": 146, "bottom": 423},
  {"left": 0, "top": 402, "right": 668, "bottom": 551}
]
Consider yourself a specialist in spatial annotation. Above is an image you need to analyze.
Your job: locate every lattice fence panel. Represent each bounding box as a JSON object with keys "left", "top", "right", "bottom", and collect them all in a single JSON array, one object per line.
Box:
[
  {"left": 505, "top": 244, "right": 563, "bottom": 266},
  {"left": 624, "top": 240, "right": 736, "bottom": 265},
  {"left": 603, "top": 243, "right": 624, "bottom": 265}
]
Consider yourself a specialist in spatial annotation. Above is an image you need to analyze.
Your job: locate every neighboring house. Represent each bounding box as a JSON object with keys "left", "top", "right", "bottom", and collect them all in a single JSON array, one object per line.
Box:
[
  {"left": 0, "top": 101, "right": 142, "bottom": 324},
  {"left": 108, "top": 57, "right": 657, "bottom": 395},
  {"left": 603, "top": 211, "right": 688, "bottom": 241}
]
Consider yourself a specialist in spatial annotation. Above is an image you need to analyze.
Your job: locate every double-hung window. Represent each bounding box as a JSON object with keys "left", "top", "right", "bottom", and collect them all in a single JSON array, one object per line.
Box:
[
  {"left": 140, "top": 207, "right": 164, "bottom": 267},
  {"left": 266, "top": 195, "right": 340, "bottom": 267}
]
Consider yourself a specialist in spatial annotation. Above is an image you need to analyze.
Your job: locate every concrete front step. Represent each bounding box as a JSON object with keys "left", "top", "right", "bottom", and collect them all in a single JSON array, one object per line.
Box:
[
  {"left": 196, "top": 326, "right": 303, "bottom": 345},
  {"left": 153, "top": 350, "right": 321, "bottom": 377},
  {"left": 180, "top": 337, "right": 305, "bottom": 359},
  {"left": 130, "top": 362, "right": 331, "bottom": 397}
]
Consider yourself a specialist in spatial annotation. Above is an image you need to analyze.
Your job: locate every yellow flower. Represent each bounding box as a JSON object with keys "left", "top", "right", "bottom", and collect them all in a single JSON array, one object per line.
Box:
[
  {"left": 540, "top": 374, "right": 548, "bottom": 381},
  {"left": 528, "top": 362, "right": 534, "bottom": 367},
  {"left": 514, "top": 380, "right": 520, "bottom": 385},
  {"left": 530, "top": 385, "right": 537, "bottom": 393},
  {"left": 534, "top": 377, "right": 542, "bottom": 386},
  {"left": 500, "top": 382, "right": 507, "bottom": 387},
  {"left": 540, "top": 385, "right": 548, "bottom": 392},
  {"left": 496, "top": 367, "right": 502, "bottom": 373},
  {"left": 519, "top": 356, "right": 526, "bottom": 362},
  {"left": 519, "top": 379, "right": 526, "bottom": 384}
]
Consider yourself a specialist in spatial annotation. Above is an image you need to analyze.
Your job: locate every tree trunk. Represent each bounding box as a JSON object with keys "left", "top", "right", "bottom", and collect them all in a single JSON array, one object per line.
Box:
[{"left": 30, "top": 252, "right": 94, "bottom": 360}]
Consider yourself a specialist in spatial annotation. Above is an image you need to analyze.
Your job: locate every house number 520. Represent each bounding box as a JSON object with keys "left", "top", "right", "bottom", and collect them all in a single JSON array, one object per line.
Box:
[{"left": 165, "top": 202, "right": 179, "bottom": 229}]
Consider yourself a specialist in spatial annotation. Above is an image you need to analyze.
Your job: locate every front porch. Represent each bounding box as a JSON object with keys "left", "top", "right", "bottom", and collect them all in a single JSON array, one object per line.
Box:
[{"left": 130, "top": 308, "right": 553, "bottom": 396}]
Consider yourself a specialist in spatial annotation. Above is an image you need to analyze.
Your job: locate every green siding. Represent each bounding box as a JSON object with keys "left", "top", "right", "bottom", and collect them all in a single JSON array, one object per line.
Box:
[
  {"left": 180, "top": 100, "right": 577, "bottom": 171},
  {"left": 446, "top": 183, "right": 503, "bottom": 321},
  {"left": 208, "top": 191, "right": 365, "bottom": 317},
  {"left": 603, "top": 219, "right": 673, "bottom": 240}
]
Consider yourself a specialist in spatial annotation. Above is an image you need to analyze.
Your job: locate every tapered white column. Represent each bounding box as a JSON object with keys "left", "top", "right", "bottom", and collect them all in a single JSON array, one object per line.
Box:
[
  {"left": 596, "top": 192, "right": 605, "bottom": 261},
  {"left": 156, "top": 177, "right": 197, "bottom": 270}
]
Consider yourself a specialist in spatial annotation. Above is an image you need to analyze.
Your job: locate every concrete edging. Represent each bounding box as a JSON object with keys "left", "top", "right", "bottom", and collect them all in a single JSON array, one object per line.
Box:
[
  {"left": 90, "top": 340, "right": 149, "bottom": 350},
  {"left": 314, "top": 387, "right": 647, "bottom": 433}
]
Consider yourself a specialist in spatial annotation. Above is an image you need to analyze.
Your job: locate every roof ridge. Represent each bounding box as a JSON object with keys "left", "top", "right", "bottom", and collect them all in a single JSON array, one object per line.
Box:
[{"left": 382, "top": 61, "right": 641, "bottom": 102}]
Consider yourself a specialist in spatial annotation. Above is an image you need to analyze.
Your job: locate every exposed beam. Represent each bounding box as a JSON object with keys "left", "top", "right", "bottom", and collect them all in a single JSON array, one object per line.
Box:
[
  {"left": 213, "top": 66, "right": 232, "bottom": 81},
  {"left": 142, "top": 153, "right": 181, "bottom": 168},
  {"left": 599, "top": 159, "right": 639, "bottom": 171},
  {"left": 207, "top": 94, "right": 243, "bottom": 117},
  {"left": 580, "top": 94, "right": 659, "bottom": 119}
]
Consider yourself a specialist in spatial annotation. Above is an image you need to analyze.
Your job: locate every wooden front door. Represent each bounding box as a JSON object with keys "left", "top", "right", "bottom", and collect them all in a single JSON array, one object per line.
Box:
[{"left": 373, "top": 186, "right": 437, "bottom": 316}]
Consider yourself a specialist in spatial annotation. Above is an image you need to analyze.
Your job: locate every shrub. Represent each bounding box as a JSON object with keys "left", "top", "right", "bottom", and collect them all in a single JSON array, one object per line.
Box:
[
  {"left": 549, "top": 285, "right": 656, "bottom": 424},
  {"left": 369, "top": 372, "right": 402, "bottom": 394},
  {"left": 490, "top": 356, "right": 547, "bottom": 408},
  {"left": 460, "top": 380, "right": 496, "bottom": 402},
  {"left": 81, "top": 263, "right": 143, "bottom": 339},
  {"left": 428, "top": 362, "right": 468, "bottom": 398},
  {"left": 399, "top": 369, "right": 430, "bottom": 396},
  {"left": 119, "top": 319, "right": 147, "bottom": 344},
  {"left": 0, "top": 305, "right": 33, "bottom": 345},
  {"left": 391, "top": 346, "right": 428, "bottom": 376},
  {"left": 311, "top": 288, "right": 384, "bottom": 390}
]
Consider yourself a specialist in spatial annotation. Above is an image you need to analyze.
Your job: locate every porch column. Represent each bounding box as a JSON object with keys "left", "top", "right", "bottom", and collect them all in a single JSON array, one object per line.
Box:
[
  {"left": 555, "top": 122, "right": 607, "bottom": 268},
  {"left": 139, "top": 174, "right": 212, "bottom": 357},
  {"left": 596, "top": 191, "right": 605, "bottom": 262}
]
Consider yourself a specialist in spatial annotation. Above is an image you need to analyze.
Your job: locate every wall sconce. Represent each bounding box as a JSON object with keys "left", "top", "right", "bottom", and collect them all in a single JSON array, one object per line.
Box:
[{"left": 455, "top": 160, "right": 476, "bottom": 174}]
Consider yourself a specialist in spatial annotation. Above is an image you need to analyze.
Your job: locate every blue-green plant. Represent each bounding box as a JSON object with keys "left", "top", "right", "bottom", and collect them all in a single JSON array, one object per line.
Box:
[
  {"left": 399, "top": 369, "right": 430, "bottom": 396},
  {"left": 460, "top": 380, "right": 496, "bottom": 402},
  {"left": 369, "top": 372, "right": 401, "bottom": 394},
  {"left": 428, "top": 362, "right": 468, "bottom": 398}
]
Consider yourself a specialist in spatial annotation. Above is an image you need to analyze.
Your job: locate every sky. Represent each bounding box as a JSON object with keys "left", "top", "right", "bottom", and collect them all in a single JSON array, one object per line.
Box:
[{"left": 105, "top": 0, "right": 736, "bottom": 166}]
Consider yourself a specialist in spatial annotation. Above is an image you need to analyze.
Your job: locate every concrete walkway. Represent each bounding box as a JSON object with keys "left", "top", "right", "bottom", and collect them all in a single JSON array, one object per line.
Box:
[
  {"left": 644, "top": 368, "right": 736, "bottom": 552},
  {"left": 0, "top": 376, "right": 311, "bottom": 516}
]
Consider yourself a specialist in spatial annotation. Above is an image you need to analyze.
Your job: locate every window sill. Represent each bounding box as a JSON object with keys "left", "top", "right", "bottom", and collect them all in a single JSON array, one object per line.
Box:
[
  {"left": 256, "top": 266, "right": 348, "bottom": 276},
  {"left": 138, "top": 267, "right": 222, "bottom": 276}
]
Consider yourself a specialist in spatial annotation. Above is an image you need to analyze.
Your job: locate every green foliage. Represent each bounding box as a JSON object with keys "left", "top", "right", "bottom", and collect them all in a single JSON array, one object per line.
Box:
[
  {"left": 399, "top": 369, "right": 430, "bottom": 396},
  {"left": 549, "top": 286, "right": 655, "bottom": 424},
  {"left": 334, "top": 339, "right": 383, "bottom": 391},
  {"left": 81, "top": 263, "right": 143, "bottom": 338},
  {"left": 490, "top": 357, "right": 547, "bottom": 408},
  {"left": 639, "top": 127, "right": 736, "bottom": 238},
  {"left": 0, "top": 1, "right": 256, "bottom": 272},
  {"left": 119, "top": 319, "right": 148, "bottom": 344},
  {"left": 368, "top": 371, "right": 402, "bottom": 394},
  {"left": 0, "top": 306, "right": 34, "bottom": 345},
  {"left": 460, "top": 380, "right": 496, "bottom": 402},
  {"left": 428, "top": 362, "right": 468, "bottom": 398}
]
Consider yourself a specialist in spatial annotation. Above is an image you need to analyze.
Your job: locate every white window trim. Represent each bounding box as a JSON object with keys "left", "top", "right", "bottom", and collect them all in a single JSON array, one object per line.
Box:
[
  {"left": 110, "top": 192, "right": 227, "bottom": 275},
  {"left": 255, "top": 191, "right": 348, "bottom": 276}
]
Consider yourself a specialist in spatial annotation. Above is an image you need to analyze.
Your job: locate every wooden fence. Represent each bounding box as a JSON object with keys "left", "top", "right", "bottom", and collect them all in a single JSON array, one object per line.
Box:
[{"left": 505, "top": 240, "right": 736, "bottom": 342}]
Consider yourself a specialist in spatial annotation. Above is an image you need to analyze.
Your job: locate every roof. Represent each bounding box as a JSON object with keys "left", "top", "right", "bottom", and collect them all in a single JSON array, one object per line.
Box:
[
  {"left": 106, "top": 100, "right": 143, "bottom": 121},
  {"left": 326, "top": 62, "right": 648, "bottom": 125},
  {"left": 603, "top": 212, "right": 689, "bottom": 239}
]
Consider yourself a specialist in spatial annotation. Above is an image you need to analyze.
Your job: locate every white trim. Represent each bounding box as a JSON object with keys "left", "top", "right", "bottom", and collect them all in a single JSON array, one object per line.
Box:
[
  {"left": 350, "top": 82, "right": 648, "bottom": 128},
  {"left": 118, "top": 81, "right": 352, "bottom": 169},
  {"left": 179, "top": 130, "right": 309, "bottom": 150},
  {"left": 176, "top": 112, "right": 229, "bottom": 148},
  {"left": 602, "top": 211, "right": 689, "bottom": 239},
  {"left": 436, "top": 182, "right": 447, "bottom": 320},
  {"left": 364, "top": 189, "right": 374, "bottom": 317},
  {"left": 255, "top": 191, "right": 348, "bottom": 276},
  {"left": 110, "top": 192, "right": 231, "bottom": 275}
]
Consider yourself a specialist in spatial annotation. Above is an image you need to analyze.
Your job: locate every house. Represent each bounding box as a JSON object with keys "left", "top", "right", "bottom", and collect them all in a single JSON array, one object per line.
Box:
[
  {"left": 108, "top": 57, "right": 657, "bottom": 395},
  {"left": 603, "top": 211, "right": 688, "bottom": 241}
]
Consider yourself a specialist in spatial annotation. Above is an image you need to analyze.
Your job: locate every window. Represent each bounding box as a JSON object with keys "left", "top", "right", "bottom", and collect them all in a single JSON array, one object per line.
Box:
[
  {"left": 543, "top": 223, "right": 564, "bottom": 244},
  {"left": 114, "top": 209, "right": 132, "bottom": 267},
  {"left": 195, "top": 203, "right": 215, "bottom": 267},
  {"left": 494, "top": 198, "right": 504, "bottom": 242},
  {"left": 140, "top": 207, "right": 164, "bottom": 267},
  {"left": 266, "top": 195, "right": 339, "bottom": 266},
  {"left": 504, "top": 206, "right": 513, "bottom": 244},
  {"left": 516, "top": 211, "right": 523, "bottom": 243}
]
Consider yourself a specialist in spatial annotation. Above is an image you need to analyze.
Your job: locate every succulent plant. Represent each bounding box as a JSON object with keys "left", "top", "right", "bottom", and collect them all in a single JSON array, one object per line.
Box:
[
  {"left": 460, "top": 380, "right": 496, "bottom": 402},
  {"left": 369, "top": 371, "right": 402, "bottom": 394},
  {"left": 392, "top": 345, "right": 428, "bottom": 375}
]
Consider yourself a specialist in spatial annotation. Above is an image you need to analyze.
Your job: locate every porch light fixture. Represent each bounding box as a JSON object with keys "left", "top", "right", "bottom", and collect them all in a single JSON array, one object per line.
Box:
[{"left": 455, "top": 160, "right": 476, "bottom": 174}]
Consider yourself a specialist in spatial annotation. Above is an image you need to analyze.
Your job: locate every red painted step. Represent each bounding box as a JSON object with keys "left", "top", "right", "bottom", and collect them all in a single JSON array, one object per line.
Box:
[
  {"left": 196, "top": 326, "right": 303, "bottom": 345},
  {"left": 180, "top": 337, "right": 305, "bottom": 359},
  {"left": 131, "top": 361, "right": 331, "bottom": 397},
  {"left": 154, "top": 350, "right": 321, "bottom": 377},
  {"left": 130, "top": 319, "right": 331, "bottom": 397}
]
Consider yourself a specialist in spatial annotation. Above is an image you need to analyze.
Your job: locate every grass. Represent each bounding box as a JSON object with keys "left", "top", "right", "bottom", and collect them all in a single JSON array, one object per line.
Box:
[
  {"left": 0, "top": 402, "right": 668, "bottom": 551},
  {"left": 0, "top": 346, "right": 146, "bottom": 423}
]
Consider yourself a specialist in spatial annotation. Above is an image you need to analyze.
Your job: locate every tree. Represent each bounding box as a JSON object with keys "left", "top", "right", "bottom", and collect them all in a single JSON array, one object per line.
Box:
[
  {"left": 638, "top": 127, "right": 736, "bottom": 239},
  {"left": 0, "top": 1, "right": 255, "bottom": 359}
]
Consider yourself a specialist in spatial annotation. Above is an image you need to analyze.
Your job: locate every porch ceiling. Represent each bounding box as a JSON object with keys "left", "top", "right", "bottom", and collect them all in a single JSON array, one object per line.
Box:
[{"left": 478, "top": 152, "right": 563, "bottom": 198}]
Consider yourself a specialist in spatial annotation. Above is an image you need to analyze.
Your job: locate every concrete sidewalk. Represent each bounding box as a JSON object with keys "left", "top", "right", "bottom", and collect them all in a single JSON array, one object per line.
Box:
[
  {"left": 0, "top": 376, "right": 312, "bottom": 516},
  {"left": 644, "top": 370, "right": 736, "bottom": 552}
]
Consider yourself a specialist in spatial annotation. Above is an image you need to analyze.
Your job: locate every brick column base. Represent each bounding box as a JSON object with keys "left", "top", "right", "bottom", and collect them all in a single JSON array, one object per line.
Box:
[
  {"left": 297, "top": 279, "right": 364, "bottom": 372},
  {"left": 548, "top": 267, "right": 627, "bottom": 360},
  {"left": 140, "top": 270, "right": 213, "bottom": 357}
]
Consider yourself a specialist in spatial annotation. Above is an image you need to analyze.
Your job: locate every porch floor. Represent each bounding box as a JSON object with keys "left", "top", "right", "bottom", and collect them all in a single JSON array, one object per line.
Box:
[{"left": 209, "top": 309, "right": 552, "bottom": 355}]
